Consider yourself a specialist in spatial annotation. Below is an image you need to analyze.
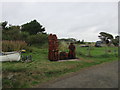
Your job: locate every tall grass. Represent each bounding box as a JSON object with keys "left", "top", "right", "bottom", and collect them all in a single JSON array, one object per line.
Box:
[{"left": 2, "top": 40, "right": 27, "bottom": 52}]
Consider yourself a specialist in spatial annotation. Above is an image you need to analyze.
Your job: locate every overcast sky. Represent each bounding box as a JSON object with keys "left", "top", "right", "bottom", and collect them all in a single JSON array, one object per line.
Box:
[{"left": 1, "top": 2, "right": 118, "bottom": 42}]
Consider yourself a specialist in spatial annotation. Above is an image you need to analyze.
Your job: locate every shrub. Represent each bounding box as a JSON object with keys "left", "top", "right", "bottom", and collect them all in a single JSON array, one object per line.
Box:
[
  {"left": 2, "top": 30, "right": 29, "bottom": 41},
  {"left": 2, "top": 40, "right": 27, "bottom": 52},
  {"left": 26, "top": 33, "right": 48, "bottom": 45},
  {"left": 59, "top": 41, "right": 68, "bottom": 52},
  {"left": 19, "top": 32, "right": 30, "bottom": 41}
]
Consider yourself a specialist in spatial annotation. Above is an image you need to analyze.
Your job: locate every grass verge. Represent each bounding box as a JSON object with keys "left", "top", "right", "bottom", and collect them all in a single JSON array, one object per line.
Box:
[{"left": 2, "top": 45, "right": 118, "bottom": 88}]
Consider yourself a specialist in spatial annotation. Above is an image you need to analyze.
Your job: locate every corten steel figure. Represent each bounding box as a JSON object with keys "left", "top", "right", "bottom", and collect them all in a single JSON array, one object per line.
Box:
[
  {"left": 48, "top": 34, "right": 59, "bottom": 61},
  {"left": 68, "top": 43, "right": 76, "bottom": 59}
]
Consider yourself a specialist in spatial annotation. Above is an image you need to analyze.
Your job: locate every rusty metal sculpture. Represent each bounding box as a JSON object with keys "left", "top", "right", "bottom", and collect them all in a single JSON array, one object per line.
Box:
[
  {"left": 48, "top": 34, "right": 59, "bottom": 61},
  {"left": 68, "top": 43, "right": 76, "bottom": 59},
  {"left": 59, "top": 52, "right": 68, "bottom": 60},
  {"left": 48, "top": 34, "right": 76, "bottom": 61}
]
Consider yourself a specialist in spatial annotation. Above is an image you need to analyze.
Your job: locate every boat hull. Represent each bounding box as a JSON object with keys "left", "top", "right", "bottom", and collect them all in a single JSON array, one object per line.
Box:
[{"left": 0, "top": 52, "right": 21, "bottom": 62}]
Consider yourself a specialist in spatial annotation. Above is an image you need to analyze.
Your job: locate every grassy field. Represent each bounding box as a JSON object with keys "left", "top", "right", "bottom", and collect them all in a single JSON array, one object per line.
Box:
[{"left": 2, "top": 45, "right": 118, "bottom": 88}]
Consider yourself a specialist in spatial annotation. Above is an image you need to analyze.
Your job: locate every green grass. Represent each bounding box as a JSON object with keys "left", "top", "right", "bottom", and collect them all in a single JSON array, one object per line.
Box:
[
  {"left": 2, "top": 45, "right": 118, "bottom": 88},
  {"left": 76, "top": 45, "right": 118, "bottom": 62}
]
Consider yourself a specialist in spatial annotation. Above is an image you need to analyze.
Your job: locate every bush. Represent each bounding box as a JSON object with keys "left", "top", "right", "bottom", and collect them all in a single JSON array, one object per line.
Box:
[
  {"left": 2, "top": 30, "right": 29, "bottom": 41},
  {"left": 19, "top": 32, "right": 30, "bottom": 41},
  {"left": 59, "top": 41, "right": 68, "bottom": 52},
  {"left": 26, "top": 33, "right": 48, "bottom": 45},
  {"left": 112, "top": 39, "right": 119, "bottom": 46},
  {"left": 2, "top": 40, "right": 27, "bottom": 52}
]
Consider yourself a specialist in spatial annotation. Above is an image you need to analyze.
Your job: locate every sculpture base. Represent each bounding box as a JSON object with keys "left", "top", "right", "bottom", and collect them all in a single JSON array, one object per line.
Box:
[{"left": 57, "top": 58, "right": 80, "bottom": 62}]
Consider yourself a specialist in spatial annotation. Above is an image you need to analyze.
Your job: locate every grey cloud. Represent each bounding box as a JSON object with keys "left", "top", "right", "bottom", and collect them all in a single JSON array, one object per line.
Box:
[{"left": 2, "top": 2, "right": 118, "bottom": 41}]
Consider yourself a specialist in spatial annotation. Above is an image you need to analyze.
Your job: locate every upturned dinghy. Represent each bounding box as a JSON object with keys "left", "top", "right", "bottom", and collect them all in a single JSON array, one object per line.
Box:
[{"left": 0, "top": 51, "right": 21, "bottom": 62}]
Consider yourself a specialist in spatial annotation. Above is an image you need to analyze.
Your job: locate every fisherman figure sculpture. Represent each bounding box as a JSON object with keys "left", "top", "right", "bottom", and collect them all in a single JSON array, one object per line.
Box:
[{"left": 68, "top": 43, "right": 76, "bottom": 59}]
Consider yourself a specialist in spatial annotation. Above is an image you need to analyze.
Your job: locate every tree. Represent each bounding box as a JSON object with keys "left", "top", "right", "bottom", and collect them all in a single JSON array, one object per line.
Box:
[
  {"left": 99, "top": 32, "right": 114, "bottom": 54},
  {"left": 2, "top": 25, "right": 21, "bottom": 40},
  {"left": 81, "top": 39, "right": 85, "bottom": 44},
  {"left": 21, "top": 20, "right": 45, "bottom": 35},
  {"left": 58, "top": 38, "right": 77, "bottom": 43},
  {"left": 8, "top": 25, "right": 20, "bottom": 31},
  {"left": 26, "top": 33, "right": 48, "bottom": 45},
  {"left": 76, "top": 40, "right": 80, "bottom": 44},
  {"left": 99, "top": 32, "right": 113, "bottom": 46},
  {"left": 20, "top": 32, "right": 30, "bottom": 41},
  {"left": 112, "top": 35, "right": 119, "bottom": 46},
  {"left": 1, "top": 21, "right": 8, "bottom": 30},
  {"left": 68, "top": 38, "right": 76, "bottom": 43}
]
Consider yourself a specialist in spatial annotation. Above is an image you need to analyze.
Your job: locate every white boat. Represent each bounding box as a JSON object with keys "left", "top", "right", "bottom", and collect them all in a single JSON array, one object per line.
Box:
[{"left": 0, "top": 51, "right": 21, "bottom": 62}]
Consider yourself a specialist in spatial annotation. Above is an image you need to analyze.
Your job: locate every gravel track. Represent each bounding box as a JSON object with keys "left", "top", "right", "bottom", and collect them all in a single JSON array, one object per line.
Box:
[{"left": 38, "top": 60, "right": 119, "bottom": 88}]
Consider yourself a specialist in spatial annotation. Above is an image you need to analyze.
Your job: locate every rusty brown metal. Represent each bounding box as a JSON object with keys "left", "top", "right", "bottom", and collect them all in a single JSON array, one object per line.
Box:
[
  {"left": 48, "top": 34, "right": 76, "bottom": 61},
  {"left": 68, "top": 43, "right": 76, "bottom": 59},
  {"left": 48, "top": 34, "right": 59, "bottom": 61}
]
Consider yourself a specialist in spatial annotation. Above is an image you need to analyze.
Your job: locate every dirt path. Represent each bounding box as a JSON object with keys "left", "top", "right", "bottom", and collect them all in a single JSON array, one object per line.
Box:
[{"left": 39, "top": 60, "right": 118, "bottom": 88}]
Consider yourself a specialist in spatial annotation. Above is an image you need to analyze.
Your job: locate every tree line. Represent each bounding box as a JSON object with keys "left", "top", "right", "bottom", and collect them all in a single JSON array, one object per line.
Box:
[
  {"left": 1, "top": 20, "right": 48, "bottom": 46},
  {"left": 1, "top": 20, "right": 119, "bottom": 47}
]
